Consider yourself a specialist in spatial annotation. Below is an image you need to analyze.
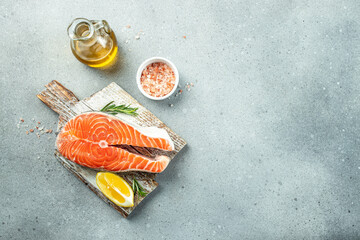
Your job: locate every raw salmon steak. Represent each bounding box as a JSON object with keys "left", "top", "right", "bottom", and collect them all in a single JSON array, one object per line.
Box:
[{"left": 56, "top": 112, "right": 174, "bottom": 173}]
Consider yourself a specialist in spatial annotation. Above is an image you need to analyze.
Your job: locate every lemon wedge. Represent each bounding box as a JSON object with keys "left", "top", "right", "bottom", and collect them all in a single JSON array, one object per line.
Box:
[{"left": 96, "top": 172, "right": 134, "bottom": 207}]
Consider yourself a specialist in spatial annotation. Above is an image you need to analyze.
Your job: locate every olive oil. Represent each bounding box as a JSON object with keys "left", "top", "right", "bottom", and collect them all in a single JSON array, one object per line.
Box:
[{"left": 68, "top": 18, "right": 118, "bottom": 68}]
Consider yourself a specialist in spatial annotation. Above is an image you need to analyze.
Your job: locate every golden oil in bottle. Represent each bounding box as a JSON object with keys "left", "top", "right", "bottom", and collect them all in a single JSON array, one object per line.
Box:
[{"left": 68, "top": 18, "right": 118, "bottom": 68}]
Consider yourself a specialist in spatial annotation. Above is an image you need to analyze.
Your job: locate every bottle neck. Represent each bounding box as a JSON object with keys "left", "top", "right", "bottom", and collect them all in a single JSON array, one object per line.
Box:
[{"left": 68, "top": 18, "right": 96, "bottom": 45}]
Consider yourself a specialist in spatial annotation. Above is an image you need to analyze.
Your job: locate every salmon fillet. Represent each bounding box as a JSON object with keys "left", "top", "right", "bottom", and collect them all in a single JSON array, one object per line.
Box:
[{"left": 56, "top": 112, "right": 174, "bottom": 173}]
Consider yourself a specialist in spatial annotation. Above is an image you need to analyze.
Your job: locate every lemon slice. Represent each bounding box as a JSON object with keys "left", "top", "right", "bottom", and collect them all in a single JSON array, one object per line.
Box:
[{"left": 96, "top": 172, "right": 134, "bottom": 207}]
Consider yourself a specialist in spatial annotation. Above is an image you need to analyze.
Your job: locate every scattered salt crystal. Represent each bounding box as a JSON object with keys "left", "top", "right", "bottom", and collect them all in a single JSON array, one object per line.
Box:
[
  {"left": 32, "top": 118, "right": 35, "bottom": 121},
  {"left": 17, "top": 124, "right": 20, "bottom": 129},
  {"left": 38, "top": 127, "right": 44, "bottom": 131},
  {"left": 169, "top": 104, "right": 174, "bottom": 107},
  {"left": 37, "top": 156, "right": 40, "bottom": 159},
  {"left": 135, "top": 31, "right": 143, "bottom": 40},
  {"left": 184, "top": 82, "right": 193, "bottom": 92}
]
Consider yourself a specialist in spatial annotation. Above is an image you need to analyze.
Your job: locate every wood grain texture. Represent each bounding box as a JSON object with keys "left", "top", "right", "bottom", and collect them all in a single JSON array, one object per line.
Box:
[{"left": 37, "top": 80, "right": 186, "bottom": 217}]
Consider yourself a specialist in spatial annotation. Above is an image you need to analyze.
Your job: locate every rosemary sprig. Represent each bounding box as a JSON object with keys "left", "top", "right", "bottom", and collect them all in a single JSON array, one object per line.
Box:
[
  {"left": 100, "top": 101, "right": 138, "bottom": 116},
  {"left": 132, "top": 178, "right": 148, "bottom": 197}
]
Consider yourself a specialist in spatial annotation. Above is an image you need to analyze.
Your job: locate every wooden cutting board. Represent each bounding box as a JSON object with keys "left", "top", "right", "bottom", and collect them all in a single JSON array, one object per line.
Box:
[{"left": 37, "top": 80, "right": 186, "bottom": 218}]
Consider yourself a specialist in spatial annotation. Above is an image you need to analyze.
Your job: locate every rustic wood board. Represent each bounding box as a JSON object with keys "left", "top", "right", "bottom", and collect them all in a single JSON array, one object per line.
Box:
[{"left": 37, "top": 80, "right": 186, "bottom": 218}]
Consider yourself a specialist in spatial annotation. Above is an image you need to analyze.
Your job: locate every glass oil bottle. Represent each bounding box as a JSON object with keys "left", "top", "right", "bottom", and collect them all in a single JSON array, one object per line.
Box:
[{"left": 67, "top": 18, "right": 118, "bottom": 68}]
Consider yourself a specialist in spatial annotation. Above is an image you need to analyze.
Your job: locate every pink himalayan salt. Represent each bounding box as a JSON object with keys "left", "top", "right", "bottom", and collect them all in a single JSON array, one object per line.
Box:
[{"left": 140, "top": 62, "right": 176, "bottom": 98}]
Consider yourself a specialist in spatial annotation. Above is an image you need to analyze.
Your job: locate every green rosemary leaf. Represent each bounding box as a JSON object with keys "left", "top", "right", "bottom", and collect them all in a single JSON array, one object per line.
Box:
[
  {"left": 132, "top": 180, "right": 136, "bottom": 194},
  {"left": 100, "top": 101, "right": 138, "bottom": 116},
  {"left": 132, "top": 178, "right": 148, "bottom": 197},
  {"left": 100, "top": 101, "right": 114, "bottom": 112}
]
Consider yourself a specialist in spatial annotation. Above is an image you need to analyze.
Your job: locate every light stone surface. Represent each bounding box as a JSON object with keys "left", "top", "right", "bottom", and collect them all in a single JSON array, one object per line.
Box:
[{"left": 1, "top": 0, "right": 360, "bottom": 239}]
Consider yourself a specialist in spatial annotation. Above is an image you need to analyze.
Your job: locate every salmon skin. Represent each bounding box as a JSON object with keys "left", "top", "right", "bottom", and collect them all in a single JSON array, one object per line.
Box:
[{"left": 56, "top": 112, "right": 174, "bottom": 173}]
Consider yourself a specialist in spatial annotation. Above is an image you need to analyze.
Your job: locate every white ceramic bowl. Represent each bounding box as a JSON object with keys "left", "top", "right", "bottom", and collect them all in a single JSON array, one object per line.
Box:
[{"left": 136, "top": 57, "right": 179, "bottom": 100}]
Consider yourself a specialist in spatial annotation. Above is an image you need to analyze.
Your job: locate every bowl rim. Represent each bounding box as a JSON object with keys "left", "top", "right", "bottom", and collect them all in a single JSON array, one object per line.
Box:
[{"left": 136, "top": 57, "right": 179, "bottom": 100}]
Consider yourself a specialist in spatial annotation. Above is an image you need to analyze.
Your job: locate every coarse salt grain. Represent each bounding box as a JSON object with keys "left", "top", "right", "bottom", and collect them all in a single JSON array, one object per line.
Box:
[{"left": 140, "top": 62, "right": 176, "bottom": 98}]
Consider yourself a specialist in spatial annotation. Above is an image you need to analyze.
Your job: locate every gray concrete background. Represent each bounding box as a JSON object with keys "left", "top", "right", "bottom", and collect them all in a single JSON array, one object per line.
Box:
[{"left": 1, "top": 0, "right": 360, "bottom": 239}]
